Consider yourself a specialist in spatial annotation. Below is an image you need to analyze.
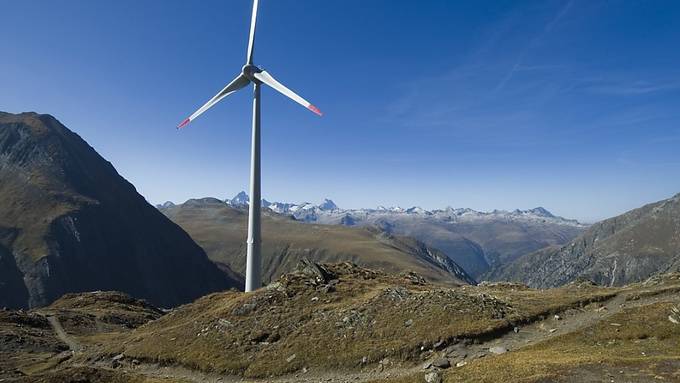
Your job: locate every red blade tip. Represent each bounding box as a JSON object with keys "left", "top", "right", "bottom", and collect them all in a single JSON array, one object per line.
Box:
[
  {"left": 308, "top": 105, "right": 323, "bottom": 116},
  {"left": 177, "top": 118, "right": 190, "bottom": 129}
]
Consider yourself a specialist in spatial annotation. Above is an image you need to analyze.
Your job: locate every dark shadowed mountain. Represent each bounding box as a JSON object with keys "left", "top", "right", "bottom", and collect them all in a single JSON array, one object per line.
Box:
[
  {"left": 0, "top": 112, "right": 241, "bottom": 309},
  {"left": 489, "top": 193, "right": 680, "bottom": 287},
  {"left": 159, "top": 198, "right": 476, "bottom": 286}
]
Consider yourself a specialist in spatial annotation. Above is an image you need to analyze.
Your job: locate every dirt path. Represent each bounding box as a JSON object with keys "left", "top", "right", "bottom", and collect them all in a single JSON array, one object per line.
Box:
[
  {"left": 45, "top": 315, "right": 83, "bottom": 353},
  {"left": 488, "top": 288, "right": 680, "bottom": 352},
  {"left": 100, "top": 289, "right": 680, "bottom": 383},
  {"left": 471, "top": 293, "right": 630, "bottom": 356}
]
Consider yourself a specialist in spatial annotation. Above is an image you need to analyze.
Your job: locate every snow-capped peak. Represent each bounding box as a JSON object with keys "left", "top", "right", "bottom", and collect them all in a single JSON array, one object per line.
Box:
[
  {"left": 156, "top": 201, "right": 176, "bottom": 209},
  {"left": 526, "top": 207, "right": 554, "bottom": 218},
  {"left": 226, "top": 191, "right": 249, "bottom": 206},
  {"left": 406, "top": 206, "right": 428, "bottom": 214},
  {"left": 319, "top": 199, "right": 338, "bottom": 211}
]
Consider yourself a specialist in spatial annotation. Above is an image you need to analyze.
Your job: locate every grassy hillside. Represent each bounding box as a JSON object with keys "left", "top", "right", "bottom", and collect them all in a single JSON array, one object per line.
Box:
[
  {"left": 381, "top": 277, "right": 680, "bottom": 383},
  {"left": 107, "top": 263, "right": 619, "bottom": 378},
  {"left": 2, "top": 265, "right": 680, "bottom": 382}
]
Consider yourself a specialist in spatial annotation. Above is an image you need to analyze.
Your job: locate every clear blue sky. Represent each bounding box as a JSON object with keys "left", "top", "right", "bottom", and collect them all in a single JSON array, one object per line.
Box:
[{"left": 2, "top": 0, "right": 680, "bottom": 222}]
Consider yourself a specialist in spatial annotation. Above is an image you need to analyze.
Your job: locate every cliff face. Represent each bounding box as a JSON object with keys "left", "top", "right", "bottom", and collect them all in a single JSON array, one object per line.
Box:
[
  {"left": 0, "top": 240, "right": 29, "bottom": 309},
  {"left": 0, "top": 112, "right": 241, "bottom": 308},
  {"left": 489, "top": 193, "right": 680, "bottom": 287}
]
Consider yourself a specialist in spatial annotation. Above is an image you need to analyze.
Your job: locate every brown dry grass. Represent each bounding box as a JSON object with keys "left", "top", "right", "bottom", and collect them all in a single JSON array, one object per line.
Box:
[
  {"left": 39, "top": 291, "right": 164, "bottom": 337},
  {"left": 5, "top": 266, "right": 680, "bottom": 383},
  {"left": 11, "top": 366, "right": 189, "bottom": 383},
  {"left": 375, "top": 297, "right": 680, "bottom": 383}
]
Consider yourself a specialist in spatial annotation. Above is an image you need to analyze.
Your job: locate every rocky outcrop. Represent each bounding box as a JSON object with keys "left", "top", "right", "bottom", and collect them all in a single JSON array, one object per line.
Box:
[{"left": 0, "top": 112, "right": 241, "bottom": 308}]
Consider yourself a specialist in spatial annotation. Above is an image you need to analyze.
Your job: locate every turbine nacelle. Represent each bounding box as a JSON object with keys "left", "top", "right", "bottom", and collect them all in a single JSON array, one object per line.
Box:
[
  {"left": 176, "top": 0, "right": 321, "bottom": 130},
  {"left": 178, "top": 64, "right": 322, "bottom": 129},
  {"left": 242, "top": 64, "right": 263, "bottom": 83}
]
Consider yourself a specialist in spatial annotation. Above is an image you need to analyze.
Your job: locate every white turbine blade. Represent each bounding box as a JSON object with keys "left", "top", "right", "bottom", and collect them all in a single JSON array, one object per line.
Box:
[
  {"left": 253, "top": 70, "right": 322, "bottom": 116},
  {"left": 246, "top": 0, "right": 259, "bottom": 64},
  {"left": 178, "top": 74, "right": 250, "bottom": 129}
]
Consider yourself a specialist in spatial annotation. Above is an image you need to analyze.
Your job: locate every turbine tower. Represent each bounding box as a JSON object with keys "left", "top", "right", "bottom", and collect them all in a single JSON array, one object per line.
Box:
[{"left": 177, "top": 0, "right": 322, "bottom": 292}]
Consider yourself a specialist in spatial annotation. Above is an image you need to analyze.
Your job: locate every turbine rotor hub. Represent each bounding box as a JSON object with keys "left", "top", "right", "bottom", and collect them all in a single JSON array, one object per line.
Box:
[{"left": 242, "top": 64, "right": 262, "bottom": 82}]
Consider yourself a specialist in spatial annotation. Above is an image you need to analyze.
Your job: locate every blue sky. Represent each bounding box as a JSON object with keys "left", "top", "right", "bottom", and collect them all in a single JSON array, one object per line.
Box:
[{"left": 2, "top": 0, "right": 680, "bottom": 222}]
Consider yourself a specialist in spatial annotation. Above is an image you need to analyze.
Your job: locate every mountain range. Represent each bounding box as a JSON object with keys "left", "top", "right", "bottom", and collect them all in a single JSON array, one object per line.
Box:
[
  {"left": 0, "top": 112, "right": 240, "bottom": 309},
  {"left": 210, "top": 192, "right": 587, "bottom": 278}
]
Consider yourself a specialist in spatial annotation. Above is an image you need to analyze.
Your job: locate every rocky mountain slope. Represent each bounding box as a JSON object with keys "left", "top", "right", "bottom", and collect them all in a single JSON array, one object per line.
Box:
[
  {"left": 158, "top": 197, "right": 475, "bottom": 285},
  {"left": 4, "top": 263, "right": 679, "bottom": 383},
  {"left": 489, "top": 193, "right": 680, "bottom": 288},
  {"left": 216, "top": 192, "right": 587, "bottom": 278},
  {"left": 0, "top": 112, "right": 240, "bottom": 309}
]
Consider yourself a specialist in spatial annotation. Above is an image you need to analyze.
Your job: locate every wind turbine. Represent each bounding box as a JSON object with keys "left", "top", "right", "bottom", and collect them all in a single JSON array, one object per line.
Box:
[{"left": 177, "top": 0, "right": 322, "bottom": 292}]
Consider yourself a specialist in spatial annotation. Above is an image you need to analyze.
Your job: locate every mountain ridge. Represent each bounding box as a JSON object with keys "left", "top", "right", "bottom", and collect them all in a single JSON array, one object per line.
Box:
[
  {"left": 213, "top": 191, "right": 584, "bottom": 227},
  {"left": 489, "top": 192, "right": 680, "bottom": 287}
]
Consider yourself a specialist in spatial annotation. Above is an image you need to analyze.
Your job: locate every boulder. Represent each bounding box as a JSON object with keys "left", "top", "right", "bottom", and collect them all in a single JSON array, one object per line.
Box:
[
  {"left": 424, "top": 371, "right": 442, "bottom": 383},
  {"left": 489, "top": 346, "right": 508, "bottom": 355},
  {"left": 432, "top": 358, "right": 450, "bottom": 369}
]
